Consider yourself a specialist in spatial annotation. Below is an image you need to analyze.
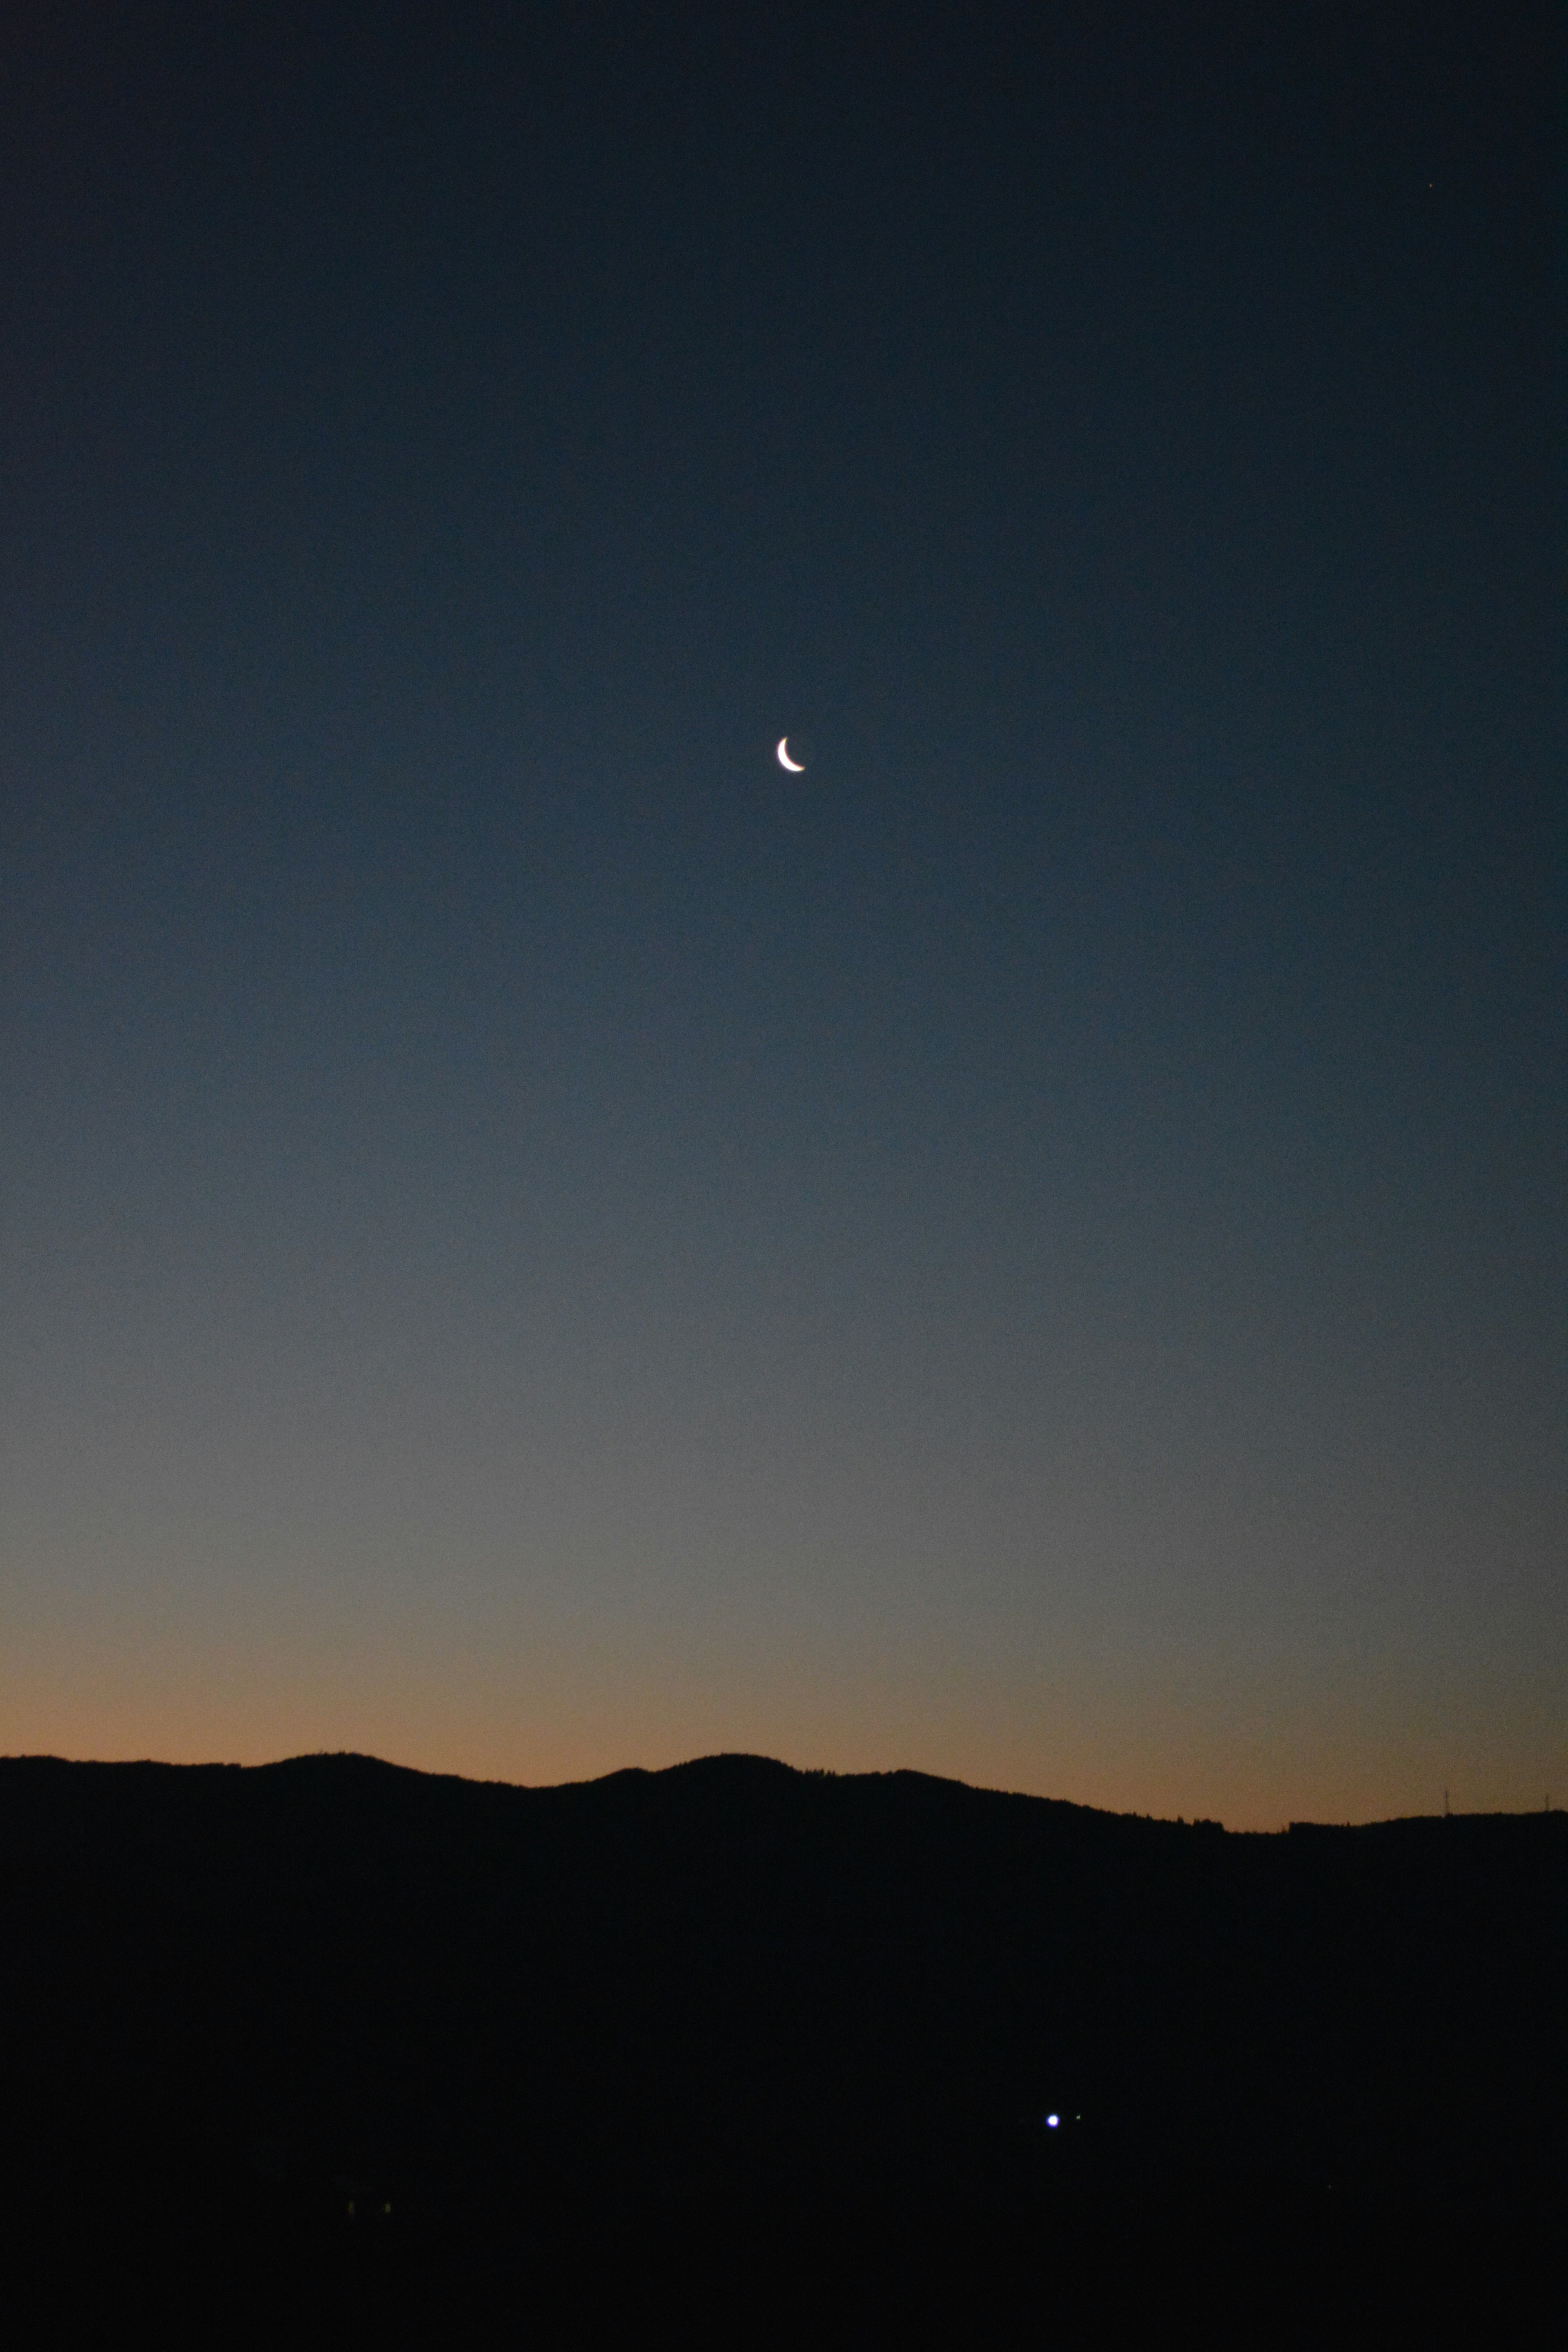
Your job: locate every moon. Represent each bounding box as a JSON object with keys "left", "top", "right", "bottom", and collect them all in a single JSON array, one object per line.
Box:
[{"left": 777, "top": 736, "right": 805, "bottom": 773}]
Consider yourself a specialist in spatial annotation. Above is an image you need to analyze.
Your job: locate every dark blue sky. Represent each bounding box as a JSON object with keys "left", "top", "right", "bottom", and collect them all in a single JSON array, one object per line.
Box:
[{"left": 3, "top": 4, "right": 1561, "bottom": 1820}]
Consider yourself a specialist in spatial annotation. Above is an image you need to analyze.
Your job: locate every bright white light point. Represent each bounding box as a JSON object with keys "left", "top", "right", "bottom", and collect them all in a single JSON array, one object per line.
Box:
[
  {"left": 1046, "top": 2114, "right": 1060, "bottom": 2128},
  {"left": 777, "top": 736, "right": 804, "bottom": 773}
]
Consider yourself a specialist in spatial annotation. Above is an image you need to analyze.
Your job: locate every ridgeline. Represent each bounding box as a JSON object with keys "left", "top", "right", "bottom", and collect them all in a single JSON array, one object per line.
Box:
[{"left": 4, "top": 1753, "right": 1562, "bottom": 2331}]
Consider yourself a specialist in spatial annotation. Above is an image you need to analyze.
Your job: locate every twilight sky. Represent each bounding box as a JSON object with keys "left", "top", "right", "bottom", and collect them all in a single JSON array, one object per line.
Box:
[{"left": 3, "top": 4, "right": 1561, "bottom": 1826}]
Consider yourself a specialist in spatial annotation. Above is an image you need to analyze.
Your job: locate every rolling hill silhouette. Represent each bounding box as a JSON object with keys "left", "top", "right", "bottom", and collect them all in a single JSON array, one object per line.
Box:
[{"left": 3, "top": 1753, "right": 1562, "bottom": 2332}]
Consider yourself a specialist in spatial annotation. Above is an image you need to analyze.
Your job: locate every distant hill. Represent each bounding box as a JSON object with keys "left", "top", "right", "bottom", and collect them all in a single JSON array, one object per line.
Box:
[{"left": 2, "top": 1753, "right": 1563, "bottom": 2328}]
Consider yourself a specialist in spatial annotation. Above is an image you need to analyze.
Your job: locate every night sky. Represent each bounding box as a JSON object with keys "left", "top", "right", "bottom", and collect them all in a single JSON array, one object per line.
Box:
[{"left": 3, "top": 5, "right": 1561, "bottom": 1826}]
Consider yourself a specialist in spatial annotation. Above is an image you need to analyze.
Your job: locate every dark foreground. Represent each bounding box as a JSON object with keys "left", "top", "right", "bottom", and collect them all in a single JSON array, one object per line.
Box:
[{"left": 3, "top": 1753, "right": 1563, "bottom": 2339}]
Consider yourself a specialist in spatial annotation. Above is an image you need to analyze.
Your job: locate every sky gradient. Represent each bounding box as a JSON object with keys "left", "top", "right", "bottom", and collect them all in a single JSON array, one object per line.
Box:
[{"left": 3, "top": 4, "right": 1562, "bottom": 1826}]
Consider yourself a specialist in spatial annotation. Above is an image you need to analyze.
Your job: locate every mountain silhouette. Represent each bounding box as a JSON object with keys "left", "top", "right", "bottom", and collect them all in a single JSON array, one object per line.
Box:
[{"left": 3, "top": 1753, "right": 1562, "bottom": 2333}]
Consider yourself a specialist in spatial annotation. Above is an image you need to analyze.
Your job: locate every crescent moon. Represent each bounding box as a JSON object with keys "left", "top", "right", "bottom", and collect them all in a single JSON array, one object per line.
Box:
[{"left": 777, "top": 737, "right": 805, "bottom": 773}]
